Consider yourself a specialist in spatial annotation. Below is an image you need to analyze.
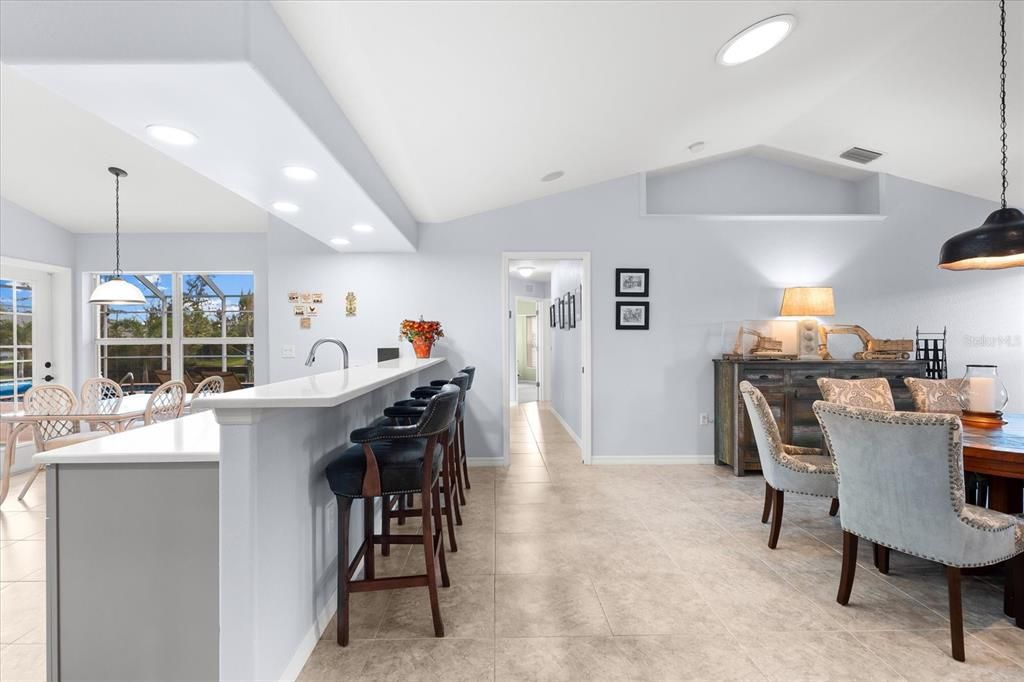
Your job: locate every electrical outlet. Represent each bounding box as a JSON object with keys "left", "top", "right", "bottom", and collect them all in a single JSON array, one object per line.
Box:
[
  {"left": 699, "top": 413, "right": 710, "bottom": 426},
  {"left": 282, "top": 345, "right": 296, "bottom": 359}
]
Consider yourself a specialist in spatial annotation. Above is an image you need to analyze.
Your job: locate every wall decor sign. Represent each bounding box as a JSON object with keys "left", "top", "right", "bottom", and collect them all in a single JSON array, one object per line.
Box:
[
  {"left": 615, "top": 268, "right": 649, "bottom": 297},
  {"left": 305, "top": 304, "right": 320, "bottom": 317},
  {"left": 299, "top": 317, "right": 312, "bottom": 330},
  {"left": 616, "top": 301, "right": 649, "bottom": 330},
  {"left": 312, "top": 292, "right": 324, "bottom": 304},
  {"left": 288, "top": 292, "right": 300, "bottom": 303},
  {"left": 345, "top": 292, "right": 357, "bottom": 317},
  {"left": 292, "top": 304, "right": 306, "bottom": 316},
  {"left": 569, "top": 293, "right": 577, "bottom": 329}
]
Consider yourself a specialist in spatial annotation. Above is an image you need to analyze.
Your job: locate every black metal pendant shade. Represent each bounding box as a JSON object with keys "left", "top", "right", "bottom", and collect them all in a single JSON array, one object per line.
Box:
[{"left": 938, "top": 207, "right": 1024, "bottom": 270}]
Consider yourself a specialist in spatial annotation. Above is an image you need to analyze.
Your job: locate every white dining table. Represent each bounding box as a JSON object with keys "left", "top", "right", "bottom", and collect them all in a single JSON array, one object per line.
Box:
[{"left": 0, "top": 392, "right": 192, "bottom": 504}]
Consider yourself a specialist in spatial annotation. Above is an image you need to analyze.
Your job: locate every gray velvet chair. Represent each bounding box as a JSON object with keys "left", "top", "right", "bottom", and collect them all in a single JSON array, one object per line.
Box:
[
  {"left": 813, "top": 401, "right": 1024, "bottom": 662},
  {"left": 739, "top": 381, "right": 838, "bottom": 549},
  {"left": 817, "top": 376, "right": 897, "bottom": 572},
  {"left": 905, "top": 377, "right": 962, "bottom": 414}
]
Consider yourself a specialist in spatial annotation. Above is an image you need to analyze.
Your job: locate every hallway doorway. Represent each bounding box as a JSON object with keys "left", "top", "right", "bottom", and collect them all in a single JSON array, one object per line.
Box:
[{"left": 502, "top": 253, "right": 591, "bottom": 466}]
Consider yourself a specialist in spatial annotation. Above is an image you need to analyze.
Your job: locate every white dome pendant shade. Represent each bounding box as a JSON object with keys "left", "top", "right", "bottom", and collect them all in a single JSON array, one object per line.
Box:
[{"left": 89, "top": 167, "right": 146, "bottom": 306}]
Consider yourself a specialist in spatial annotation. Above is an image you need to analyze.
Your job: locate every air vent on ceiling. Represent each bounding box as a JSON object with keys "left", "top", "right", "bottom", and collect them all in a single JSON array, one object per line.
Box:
[{"left": 839, "top": 146, "right": 883, "bottom": 164}]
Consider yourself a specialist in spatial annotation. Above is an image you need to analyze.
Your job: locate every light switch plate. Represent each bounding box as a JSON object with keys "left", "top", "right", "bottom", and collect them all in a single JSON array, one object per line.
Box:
[{"left": 282, "top": 345, "right": 296, "bottom": 359}]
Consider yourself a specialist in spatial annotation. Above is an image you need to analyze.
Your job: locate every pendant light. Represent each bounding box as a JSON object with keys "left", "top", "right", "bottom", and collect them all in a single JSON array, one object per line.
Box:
[
  {"left": 89, "top": 167, "right": 146, "bottom": 305},
  {"left": 939, "top": 0, "right": 1024, "bottom": 270}
]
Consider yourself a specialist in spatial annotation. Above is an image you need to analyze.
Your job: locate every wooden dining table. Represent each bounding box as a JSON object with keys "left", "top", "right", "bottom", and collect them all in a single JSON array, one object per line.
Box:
[
  {"left": 0, "top": 393, "right": 191, "bottom": 505},
  {"left": 962, "top": 412, "right": 1024, "bottom": 514}
]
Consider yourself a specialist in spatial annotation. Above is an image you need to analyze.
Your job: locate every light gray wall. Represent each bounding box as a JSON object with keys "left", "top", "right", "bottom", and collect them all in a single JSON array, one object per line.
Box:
[
  {"left": 550, "top": 261, "right": 583, "bottom": 437},
  {"left": 265, "top": 171, "right": 1023, "bottom": 461},
  {"left": 0, "top": 196, "right": 76, "bottom": 268},
  {"left": 646, "top": 154, "right": 878, "bottom": 215},
  {"left": 73, "top": 231, "right": 270, "bottom": 388}
]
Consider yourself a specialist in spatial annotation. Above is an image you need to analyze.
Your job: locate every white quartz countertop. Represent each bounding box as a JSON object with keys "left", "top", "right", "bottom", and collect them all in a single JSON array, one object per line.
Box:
[
  {"left": 33, "top": 412, "right": 221, "bottom": 465},
  {"left": 191, "top": 357, "right": 446, "bottom": 410}
]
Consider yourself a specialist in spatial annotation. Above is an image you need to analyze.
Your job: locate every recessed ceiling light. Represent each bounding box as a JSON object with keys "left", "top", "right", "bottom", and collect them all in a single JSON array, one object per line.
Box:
[
  {"left": 518, "top": 266, "right": 536, "bottom": 278},
  {"left": 145, "top": 124, "right": 198, "bottom": 146},
  {"left": 541, "top": 171, "right": 565, "bottom": 182},
  {"left": 272, "top": 201, "right": 300, "bottom": 213},
  {"left": 330, "top": 237, "right": 351, "bottom": 246},
  {"left": 716, "top": 15, "right": 796, "bottom": 66},
  {"left": 352, "top": 223, "right": 374, "bottom": 233},
  {"left": 282, "top": 166, "right": 318, "bottom": 181}
]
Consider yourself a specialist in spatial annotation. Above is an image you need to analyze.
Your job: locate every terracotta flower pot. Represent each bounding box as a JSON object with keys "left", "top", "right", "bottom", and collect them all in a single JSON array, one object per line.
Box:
[{"left": 412, "top": 337, "right": 433, "bottom": 359}]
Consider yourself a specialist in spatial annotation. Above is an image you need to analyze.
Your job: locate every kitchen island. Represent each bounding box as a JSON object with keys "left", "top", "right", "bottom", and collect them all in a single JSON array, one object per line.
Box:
[{"left": 37, "top": 357, "right": 448, "bottom": 682}]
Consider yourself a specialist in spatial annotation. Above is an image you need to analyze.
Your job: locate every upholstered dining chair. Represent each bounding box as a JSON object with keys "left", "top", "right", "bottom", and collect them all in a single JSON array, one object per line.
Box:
[
  {"left": 813, "top": 401, "right": 1024, "bottom": 661},
  {"left": 739, "top": 381, "right": 838, "bottom": 549},
  {"left": 817, "top": 376, "right": 897, "bottom": 572},
  {"left": 79, "top": 377, "right": 124, "bottom": 432},
  {"left": 905, "top": 377, "right": 962, "bottom": 414},
  {"left": 17, "top": 384, "right": 107, "bottom": 500}
]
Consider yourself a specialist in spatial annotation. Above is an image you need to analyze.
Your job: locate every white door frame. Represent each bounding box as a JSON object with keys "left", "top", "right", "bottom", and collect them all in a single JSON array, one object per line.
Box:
[
  {"left": 501, "top": 252, "right": 592, "bottom": 465},
  {"left": 513, "top": 295, "right": 546, "bottom": 403}
]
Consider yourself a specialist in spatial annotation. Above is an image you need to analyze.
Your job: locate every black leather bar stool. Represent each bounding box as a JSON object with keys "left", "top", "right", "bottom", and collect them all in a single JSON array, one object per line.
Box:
[
  {"left": 324, "top": 384, "right": 460, "bottom": 646},
  {"left": 383, "top": 373, "right": 469, "bottom": 551},
  {"left": 399, "top": 365, "right": 475, "bottom": 501}
]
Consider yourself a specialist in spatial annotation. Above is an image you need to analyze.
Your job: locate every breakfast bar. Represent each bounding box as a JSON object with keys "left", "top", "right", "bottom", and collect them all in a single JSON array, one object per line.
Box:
[{"left": 36, "top": 357, "right": 447, "bottom": 682}]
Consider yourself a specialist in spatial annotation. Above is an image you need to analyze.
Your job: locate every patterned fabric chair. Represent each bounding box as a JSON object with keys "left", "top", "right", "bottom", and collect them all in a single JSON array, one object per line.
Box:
[
  {"left": 817, "top": 377, "right": 895, "bottom": 411},
  {"left": 18, "top": 385, "right": 107, "bottom": 500},
  {"left": 79, "top": 377, "right": 124, "bottom": 432},
  {"left": 905, "top": 377, "right": 962, "bottom": 414},
  {"left": 813, "top": 401, "right": 1024, "bottom": 661},
  {"left": 739, "top": 381, "right": 838, "bottom": 549}
]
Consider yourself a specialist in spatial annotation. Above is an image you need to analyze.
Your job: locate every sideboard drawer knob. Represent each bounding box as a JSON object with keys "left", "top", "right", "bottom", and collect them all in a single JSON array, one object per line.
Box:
[{"left": 759, "top": 375, "right": 770, "bottom": 380}]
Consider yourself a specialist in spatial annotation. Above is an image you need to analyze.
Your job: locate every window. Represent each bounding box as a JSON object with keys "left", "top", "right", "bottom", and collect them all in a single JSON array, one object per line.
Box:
[
  {"left": 0, "top": 279, "right": 33, "bottom": 404},
  {"left": 95, "top": 272, "right": 255, "bottom": 391}
]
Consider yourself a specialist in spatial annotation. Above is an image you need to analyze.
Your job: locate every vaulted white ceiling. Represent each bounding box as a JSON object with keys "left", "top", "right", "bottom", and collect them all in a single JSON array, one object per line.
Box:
[{"left": 273, "top": 0, "right": 1023, "bottom": 222}]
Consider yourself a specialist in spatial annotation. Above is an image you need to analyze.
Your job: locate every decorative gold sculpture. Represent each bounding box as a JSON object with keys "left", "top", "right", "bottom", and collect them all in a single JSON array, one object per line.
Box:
[
  {"left": 818, "top": 324, "right": 913, "bottom": 360},
  {"left": 345, "top": 291, "right": 357, "bottom": 317},
  {"left": 724, "top": 327, "right": 796, "bottom": 360}
]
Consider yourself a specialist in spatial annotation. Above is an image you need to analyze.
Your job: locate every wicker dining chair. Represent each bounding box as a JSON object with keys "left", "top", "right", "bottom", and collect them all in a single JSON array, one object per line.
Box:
[
  {"left": 141, "top": 381, "right": 187, "bottom": 426},
  {"left": 17, "top": 384, "right": 107, "bottom": 500},
  {"left": 79, "top": 377, "right": 124, "bottom": 432}
]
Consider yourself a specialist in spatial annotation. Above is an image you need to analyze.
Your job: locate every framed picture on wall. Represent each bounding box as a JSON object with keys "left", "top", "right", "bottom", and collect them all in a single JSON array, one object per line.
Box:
[
  {"left": 569, "top": 293, "right": 577, "bottom": 329},
  {"left": 616, "top": 301, "right": 649, "bottom": 330},
  {"left": 558, "top": 296, "right": 567, "bottom": 329},
  {"left": 615, "top": 268, "right": 649, "bottom": 297},
  {"left": 549, "top": 303, "right": 556, "bottom": 328}
]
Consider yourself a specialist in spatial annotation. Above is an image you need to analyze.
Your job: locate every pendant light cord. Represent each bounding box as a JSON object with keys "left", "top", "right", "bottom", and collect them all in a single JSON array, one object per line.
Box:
[
  {"left": 114, "top": 172, "right": 122, "bottom": 277},
  {"left": 999, "top": 0, "right": 1008, "bottom": 209}
]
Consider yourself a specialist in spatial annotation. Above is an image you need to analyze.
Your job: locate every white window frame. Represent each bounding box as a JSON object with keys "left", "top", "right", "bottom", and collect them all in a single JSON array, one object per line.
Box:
[{"left": 94, "top": 271, "right": 256, "bottom": 385}]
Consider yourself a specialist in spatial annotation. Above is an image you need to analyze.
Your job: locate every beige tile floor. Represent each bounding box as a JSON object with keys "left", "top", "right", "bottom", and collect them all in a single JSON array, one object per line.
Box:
[
  {"left": 1, "top": 469, "right": 48, "bottom": 682},
  {"left": 298, "top": 402, "right": 1024, "bottom": 681}
]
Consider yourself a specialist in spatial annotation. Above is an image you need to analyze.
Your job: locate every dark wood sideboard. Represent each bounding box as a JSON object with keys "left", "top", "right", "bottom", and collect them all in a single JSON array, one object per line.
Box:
[{"left": 714, "top": 359, "right": 927, "bottom": 476}]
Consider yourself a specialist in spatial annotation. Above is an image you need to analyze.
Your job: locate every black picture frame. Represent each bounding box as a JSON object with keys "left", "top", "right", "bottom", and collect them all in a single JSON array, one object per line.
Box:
[
  {"left": 549, "top": 304, "right": 556, "bottom": 328},
  {"left": 569, "top": 293, "right": 577, "bottom": 329},
  {"left": 558, "top": 296, "right": 567, "bottom": 329},
  {"left": 615, "top": 268, "right": 649, "bottom": 297},
  {"left": 616, "top": 301, "right": 649, "bottom": 330}
]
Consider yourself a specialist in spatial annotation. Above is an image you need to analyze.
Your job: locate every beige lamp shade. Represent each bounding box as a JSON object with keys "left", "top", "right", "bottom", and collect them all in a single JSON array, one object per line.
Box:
[{"left": 780, "top": 287, "right": 835, "bottom": 316}]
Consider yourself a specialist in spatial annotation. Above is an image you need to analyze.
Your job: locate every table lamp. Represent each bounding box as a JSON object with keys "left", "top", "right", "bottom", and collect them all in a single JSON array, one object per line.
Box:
[{"left": 780, "top": 287, "right": 835, "bottom": 360}]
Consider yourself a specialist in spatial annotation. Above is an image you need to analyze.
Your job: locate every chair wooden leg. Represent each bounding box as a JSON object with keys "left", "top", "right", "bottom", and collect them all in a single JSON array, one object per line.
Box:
[
  {"left": 946, "top": 566, "right": 966, "bottom": 662},
  {"left": 441, "top": 445, "right": 458, "bottom": 551},
  {"left": 397, "top": 493, "right": 407, "bottom": 526},
  {"left": 16, "top": 464, "right": 44, "bottom": 501},
  {"left": 460, "top": 422, "right": 471, "bottom": 490},
  {"left": 829, "top": 498, "right": 840, "bottom": 517},
  {"left": 767, "top": 488, "right": 784, "bottom": 549},
  {"left": 431, "top": 478, "right": 451, "bottom": 588},
  {"left": 381, "top": 495, "right": 391, "bottom": 557},
  {"left": 837, "top": 530, "right": 858, "bottom": 605},
  {"left": 873, "top": 543, "right": 890, "bottom": 575},
  {"left": 420, "top": 477, "right": 444, "bottom": 637},
  {"left": 448, "top": 444, "right": 463, "bottom": 526},
  {"left": 1005, "top": 552, "right": 1023, "bottom": 627},
  {"left": 761, "top": 482, "right": 773, "bottom": 524},
  {"left": 363, "top": 498, "right": 375, "bottom": 580},
  {"left": 453, "top": 422, "right": 467, "bottom": 506},
  {"left": 336, "top": 497, "right": 352, "bottom": 646}
]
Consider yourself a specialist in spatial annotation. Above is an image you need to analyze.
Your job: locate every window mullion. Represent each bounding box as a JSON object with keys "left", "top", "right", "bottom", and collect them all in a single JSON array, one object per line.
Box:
[{"left": 171, "top": 273, "right": 183, "bottom": 380}]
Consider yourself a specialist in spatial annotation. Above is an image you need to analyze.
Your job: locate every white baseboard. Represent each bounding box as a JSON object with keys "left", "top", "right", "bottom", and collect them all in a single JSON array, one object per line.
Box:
[
  {"left": 590, "top": 454, "right": 714, "bottom": 465},
  {"left": 546, "top": 405, "right": 583, "bottom": 447},
  {"left": 467, "top": 457, "right": 504, "bottom": 467}
]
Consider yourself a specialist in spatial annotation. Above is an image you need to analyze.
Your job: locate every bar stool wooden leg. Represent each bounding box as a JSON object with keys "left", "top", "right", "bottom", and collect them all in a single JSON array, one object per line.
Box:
[
  {"left": 363, "top": 499, "right": 375, "bottom": 580},
  {"left": 449, "top": 443, "right": 463, "bottom": 526},
  {"left": 420, "top": 471, "right": 444, "bottom": 637},
  {"left": 336, "top": 497, "right": 353, "bottom": 646},
  {"left": 459, "top": 420, "right": 471, "bottom": 496},
  {"left": 431, "top": 478, "right": 451, "bottom": 588},
  {"left": 441, "top": 443, "right": 459, "bottom": 551},
  {"left": 381, "top": 495, "right": 392, "bottom": 557}
]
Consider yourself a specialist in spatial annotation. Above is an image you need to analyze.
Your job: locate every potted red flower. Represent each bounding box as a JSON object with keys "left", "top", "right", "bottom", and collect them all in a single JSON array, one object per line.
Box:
[{"left": 399, "top": 317, "right": 445, "bottom": 358}]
